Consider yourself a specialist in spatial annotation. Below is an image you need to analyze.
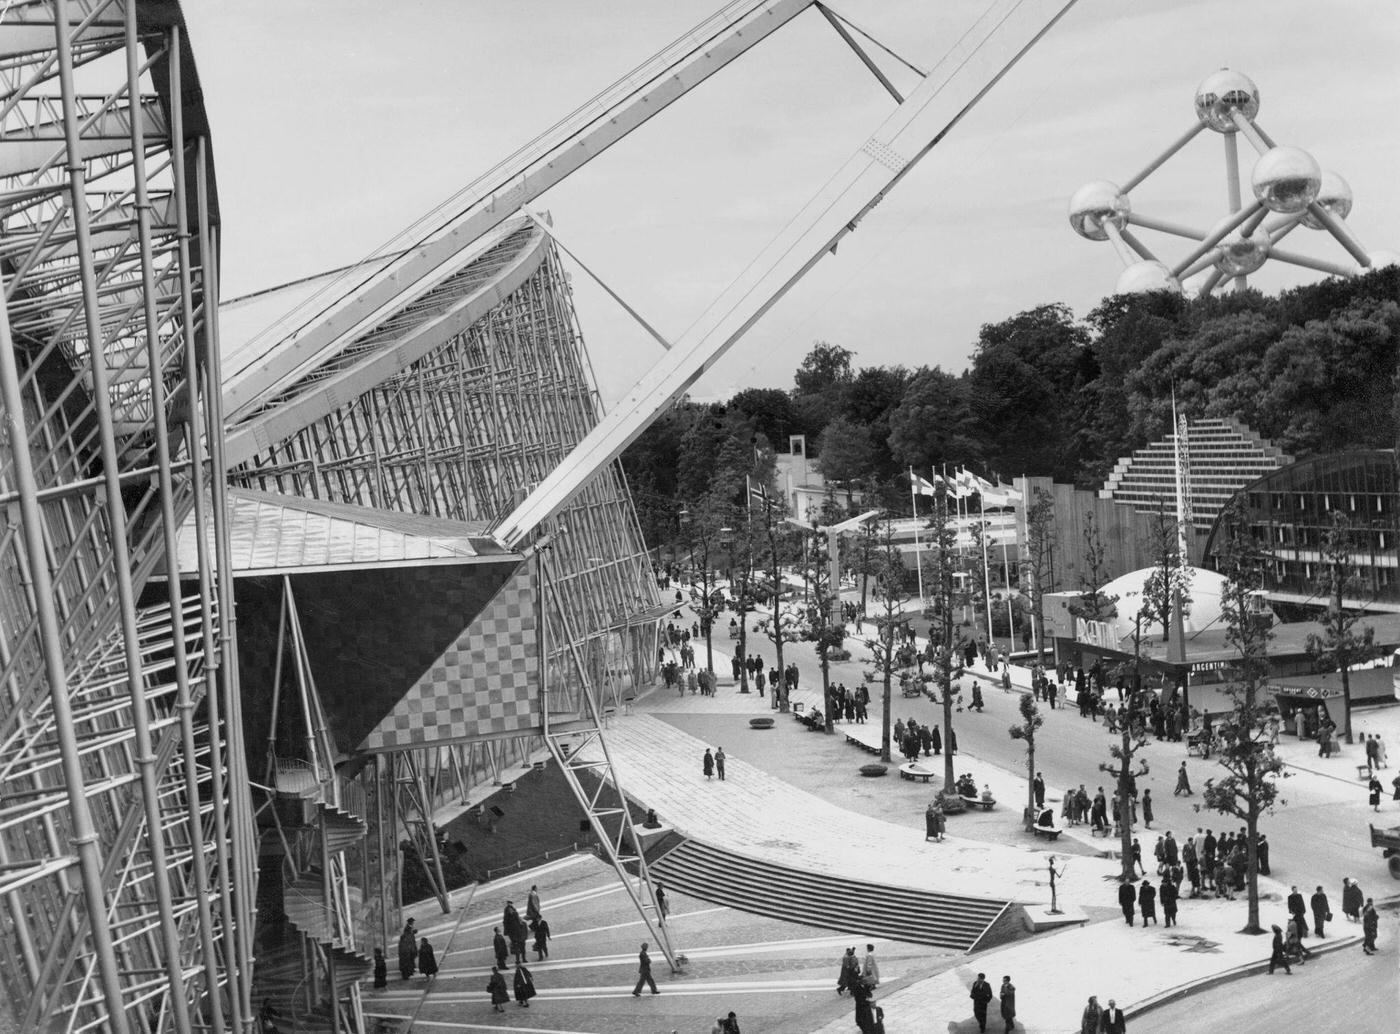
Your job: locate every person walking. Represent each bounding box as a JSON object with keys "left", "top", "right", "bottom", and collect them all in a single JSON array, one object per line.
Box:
[
  {"left": 925, "top": 798, "right": 946, "bottom": 842},
  {"left": 969, "top": 972, "right": 994, "bottom": 1033},
  {"left": 1287, "top": 886, "right": 1307, "bottom": 939},
  {"left": 999, "top": 975, "right": 1017, "bottom": 1031},
  {"left": 715, "top": 746, "right": 726, "bottom": 781},
  {"left": 1101, "top": 999, "right": 1127, "bottom": 1033},
  {"left": 860, "top": 943, "right": 880, "bottom": 989},
  {"left": 837, "top": 947, "right": 859, "bottom": 996},
  {"left": 702, "top": 748, "right": 714, "bottom": 780},
  {"left": 655, "top": 882, "right": 669, "bottom": 920},
  {"left": 1118, "top": 880, "right": 1136, "bottom": 926},
  {"left": 1362, "top": 898, "right": 1379, "bottom": 954},
  {"left": 1138, "top": 879, "right": 1157, "bottom": 926},
  {"left": 526, "top": 884, "right": 542, "bottom": 924},
  {"left": 1141, "top": 788, "right": 1154, "bottom": 830},
  {"left": 1160, "top": 876, "right": 1178, "bottom": 927},
  {"left": 513, "top": 961, "right": 536, "bottom": 1007},
  {"left": 532, "top": 917, "right": 550, "bottom": 960},
  {"left": 1310, "top": 885, "right": 1331, "bottom": 937},
  {"left": 1369, "top": 776, "right": 1383, "bottom": 811},
  {"left": 1079, "top": 995, "right": 1102, "bottom": 1034},
  {"left": 397, "top": 920, "right": 417, "bottom": 980},
  {"left": 417, "top": 937, "right": 438, "bottom": 981},
  {"left": 721, "top": 1010, "right": 742, "bottom": 1034},
  {"left": 1174, "top": 761, "right": 1192, "bottom": 796},
  {"left": 487, "top": 966, "right": 509, "bottom": 1012},
  {"left": 632, "top": 942, "right": 659, "bottom": 996},
  {"left": 1033, "top": 773, "right": 1045, "bottom": 809},
  {"left": 1342, "top": 878, "right": 1364, "bottom": 923},
  {"left": 1268, "top": 924, "right": 1292, "bottom": 975},
  {"left": 492, "top": 927, "right": 509, "bottom": 969}
]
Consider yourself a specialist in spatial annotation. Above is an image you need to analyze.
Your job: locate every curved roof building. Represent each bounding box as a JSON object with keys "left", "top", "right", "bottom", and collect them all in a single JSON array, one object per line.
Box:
[{"left": 1204, "top": 449, "right": 1398, "bottom": 611}]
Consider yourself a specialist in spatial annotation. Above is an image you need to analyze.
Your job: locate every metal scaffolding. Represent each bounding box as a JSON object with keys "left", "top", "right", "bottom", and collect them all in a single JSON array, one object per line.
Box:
[{"left": 0, "top": 3, "right": 254, "bottom": 1033}]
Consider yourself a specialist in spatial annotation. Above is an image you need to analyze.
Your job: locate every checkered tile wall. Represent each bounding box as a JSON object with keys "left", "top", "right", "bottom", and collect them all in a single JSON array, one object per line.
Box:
[{"left": 359, "top": 565, "right": 541, "bottom": 750}]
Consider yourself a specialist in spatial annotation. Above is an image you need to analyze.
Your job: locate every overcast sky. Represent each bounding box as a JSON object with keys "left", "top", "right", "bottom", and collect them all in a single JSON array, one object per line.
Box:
[{"left": 187, "top": 1, "right": 1400, "bottom": 405}]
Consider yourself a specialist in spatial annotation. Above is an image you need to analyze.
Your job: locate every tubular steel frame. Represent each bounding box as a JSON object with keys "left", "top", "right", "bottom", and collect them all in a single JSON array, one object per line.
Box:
[{"left": 0, "top": 3, "right": 254, "bottom": 1033}]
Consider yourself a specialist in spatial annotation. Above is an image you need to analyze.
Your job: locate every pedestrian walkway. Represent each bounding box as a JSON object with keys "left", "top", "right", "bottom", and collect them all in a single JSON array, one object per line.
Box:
[{"left": 582, "top": 713, "right": 1120, "bottom": 907}]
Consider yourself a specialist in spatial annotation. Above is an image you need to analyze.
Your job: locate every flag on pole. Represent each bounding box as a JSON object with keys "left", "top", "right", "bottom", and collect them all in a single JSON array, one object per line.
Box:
[
  {"left": 748, "top": 478, "right": 772, "bottom": 509},
  {"left": 910, "top": 470, "right": 937, "bottom": 496},
  {"left": 980, "top": 481, "right": 1024, "bottom": 508}
]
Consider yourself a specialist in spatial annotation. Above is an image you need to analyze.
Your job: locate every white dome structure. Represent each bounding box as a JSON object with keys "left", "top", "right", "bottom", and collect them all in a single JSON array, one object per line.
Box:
[{"left": 1097, "top": 565, "right": 1228, "bottom": 643}]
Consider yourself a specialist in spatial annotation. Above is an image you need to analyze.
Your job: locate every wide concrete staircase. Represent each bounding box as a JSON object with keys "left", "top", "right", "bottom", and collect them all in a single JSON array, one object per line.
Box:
[{"left": 651, "top": 838, "right": 1011, "bottom": 950}]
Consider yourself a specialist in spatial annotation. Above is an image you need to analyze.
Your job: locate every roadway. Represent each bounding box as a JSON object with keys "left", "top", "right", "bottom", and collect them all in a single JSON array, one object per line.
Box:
[{"left": 1132, "top": 908, "right": 1399, "bottom": 1033}]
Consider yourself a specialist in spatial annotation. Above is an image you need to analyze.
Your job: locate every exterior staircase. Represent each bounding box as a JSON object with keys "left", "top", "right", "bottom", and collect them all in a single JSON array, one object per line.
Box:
[
  {"left": 254, "top": 760, "right": 372, "bottom": 1031},
  {"left": 650, "top": 839, "right": 1011, "bottom": 951}
]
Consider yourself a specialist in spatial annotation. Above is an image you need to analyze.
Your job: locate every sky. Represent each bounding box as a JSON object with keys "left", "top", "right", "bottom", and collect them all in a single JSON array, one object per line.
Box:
[{"left": 186, "top": 0, "right": 1400, "bottom": 405}]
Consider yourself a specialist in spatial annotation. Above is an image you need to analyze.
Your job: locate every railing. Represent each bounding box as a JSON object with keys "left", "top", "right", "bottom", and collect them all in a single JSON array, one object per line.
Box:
[{"left": 482, "top": 842, "right": 590, "bottom": 882}]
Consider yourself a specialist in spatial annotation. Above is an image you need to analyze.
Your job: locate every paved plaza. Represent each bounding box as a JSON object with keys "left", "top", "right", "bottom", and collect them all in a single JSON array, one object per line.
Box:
[{"left": 366, "top": 585, "right": 1400, "bottom": 1032}]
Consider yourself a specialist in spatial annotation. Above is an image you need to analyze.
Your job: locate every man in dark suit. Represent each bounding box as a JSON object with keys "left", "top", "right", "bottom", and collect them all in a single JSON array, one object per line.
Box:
[
  {"left": 632, "top": 942, "right": 659, "bottom": 996},
  {"left": 1287, "top": 886, "right": 1308, "bottom": 939},
  {"left": 1310, "top": 885, "right": 1330, "bottom": 937},
  {"left": 1118, "top": 880, "right": 1136, "bottom": 925},
  {"left": 968, "top": 972, "right": 993, "bottom": 1033},
  {"left": 1033, "top": 773, "right": 1045, "bottom": 809},
  {"left": 1101, "top": 998, "right": 1127, "bottom": 1033}
]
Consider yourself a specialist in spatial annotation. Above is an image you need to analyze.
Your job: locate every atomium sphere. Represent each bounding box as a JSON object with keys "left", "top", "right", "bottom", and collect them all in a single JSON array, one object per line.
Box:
[
  {"left": 1362, "top": 250, "right": 1400, "bottom": 272},
  {"left": 1216, "top": 234, "right": 1271, "bottom": 276},
  {"left": 1115, "top": 260, "right": 1182, "bottom": 295},
  {"left": 1194, "top": 69, "right": 1260, "bottom": 133},
  {"left": 1068, "top": 180, "right": 1129, "bottom": 241},
  {"left": 1251, "top": 146, "right": 1322, "bottom": 214},
  {"left": 1299, "top": 170, "right": 1354, "bottom": 230}
]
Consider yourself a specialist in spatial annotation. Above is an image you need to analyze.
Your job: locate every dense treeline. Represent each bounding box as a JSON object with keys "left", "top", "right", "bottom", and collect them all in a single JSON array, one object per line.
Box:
[{"left": 621, "top": 268, "right": 1399, "bottom": 548}]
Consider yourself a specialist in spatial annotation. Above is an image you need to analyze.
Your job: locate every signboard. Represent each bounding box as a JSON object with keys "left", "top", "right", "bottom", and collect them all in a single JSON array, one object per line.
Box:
[{"left": 1076, "top": 618, "right": 1117, "bottom": 650}]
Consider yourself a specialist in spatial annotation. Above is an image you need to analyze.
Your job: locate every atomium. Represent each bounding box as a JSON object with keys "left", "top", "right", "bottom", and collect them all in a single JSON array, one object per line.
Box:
[{"left": 1071, "top": 69, "right": 1393, "bottom": 297}]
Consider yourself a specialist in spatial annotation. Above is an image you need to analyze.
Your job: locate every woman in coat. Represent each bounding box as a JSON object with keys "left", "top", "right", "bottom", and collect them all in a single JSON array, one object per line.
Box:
[
  {"left": 1341, "top": 878, "right": 1364, "bottom": 922},
  {"left": 702, "top": 749, "right": 714, "bottom": 779},
  {"left": 1138, "top": 880, "right": 1157, "bottom": 925},
  {"left": 998, "top": 977, "right": 1017, "bottom": 1030},
  {"left": 1079, "top": 995, "right": 1102, "bottom": 1034},
  {"left": 1369, "top": 777, "right": 1383, "bottom": 811},
  {"left": 417, "top": 937, "right": 438, "bottom": 980},
  {"left": 513, "top": 962, "right": 536, "bottom": 1007},
  {"left": 487, "top": 967, "right": 509, "bottom": 1012},
  {"left": 532, "top": 917, "right": 551, "bottom": 959}
]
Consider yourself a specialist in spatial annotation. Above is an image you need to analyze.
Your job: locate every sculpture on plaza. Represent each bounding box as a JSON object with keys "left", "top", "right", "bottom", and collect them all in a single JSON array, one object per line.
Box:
[{"left": 1070, "top": 69, "right": 1397, "bottom": 296}]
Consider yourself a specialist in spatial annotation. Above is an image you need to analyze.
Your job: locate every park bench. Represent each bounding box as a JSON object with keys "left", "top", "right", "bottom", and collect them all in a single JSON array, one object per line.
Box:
[
  {"left": 847, "top": 733, "right": 879, "bottom": 754},
  {"left": 1032, "top": 822, "right": 1062, "bottom": 841},
  {"left": 899, "top": 763, "right": 936, "bottom": 783}
]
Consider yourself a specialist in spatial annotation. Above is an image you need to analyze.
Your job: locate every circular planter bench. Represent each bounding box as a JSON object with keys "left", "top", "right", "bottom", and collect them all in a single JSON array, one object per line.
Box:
[
  {"left": 748, "top": 717, "right": 776, "bottom": 730},
  {"left": 859, "top": 764, "right": 888, "bottom": 778}
]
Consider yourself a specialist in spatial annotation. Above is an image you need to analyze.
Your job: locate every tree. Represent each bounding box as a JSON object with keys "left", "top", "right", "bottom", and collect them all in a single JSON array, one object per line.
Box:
[
  {"left": 1140, "top": 505, "right": 1193, "bottom": 643},
  {"left": 1067, "top": 510, "right": 1118, "bottom": 626},
  {"left": 805, "top": 505, "right": 848, "bottom": 735},
  {"left": 1100, "top": 681, "right": 1151, "bottom": 884},
  {"left": 1020, "top": 487, "right": 1056, "bottom": 656},
  {"left": 792, "top": 340, "right": 854, "bottom": 442},
  {"left": 815, "top": 416, "right": 877, "bottom": 505},
  {"left": 1201, "top": 498, "right": 1286, "bottom": 936},
  {"left": 680, "top": 495, "right": 733, "bottom": 676},
  {"left": 888, "top": 367, "right": 981, "bottom": 472},
  {"left": 840, "top": 365, "right": 913, "bottom": 480},
  {"left": 1008, "top": 694, "right": 1044, "bottom": 832},
  {"left": 922, "top": 484, "right": 961, "bottom": 795},
  {"left": 864, "top": 521, "right": 910, "bottom": 762},
  {"left": 728, "top": 387, "right": 797, "bottom": 453},
  {"left": 966, "top": 303, "right": 1096, "bottom": 482},
  {"left": 1306, "top": 512, "right": 1378, "bottom": 745},
  {"left": 751, "top": 493, "right": 801, "bottom": 713}
]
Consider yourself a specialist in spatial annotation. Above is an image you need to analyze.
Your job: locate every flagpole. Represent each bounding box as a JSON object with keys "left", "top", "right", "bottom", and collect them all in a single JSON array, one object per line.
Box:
[
  {"left": 979, "top": 481, "right": 993, "bottom": 652},
  {"left": 910, "top": 467, "right": 925, "bottom": 608}
]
